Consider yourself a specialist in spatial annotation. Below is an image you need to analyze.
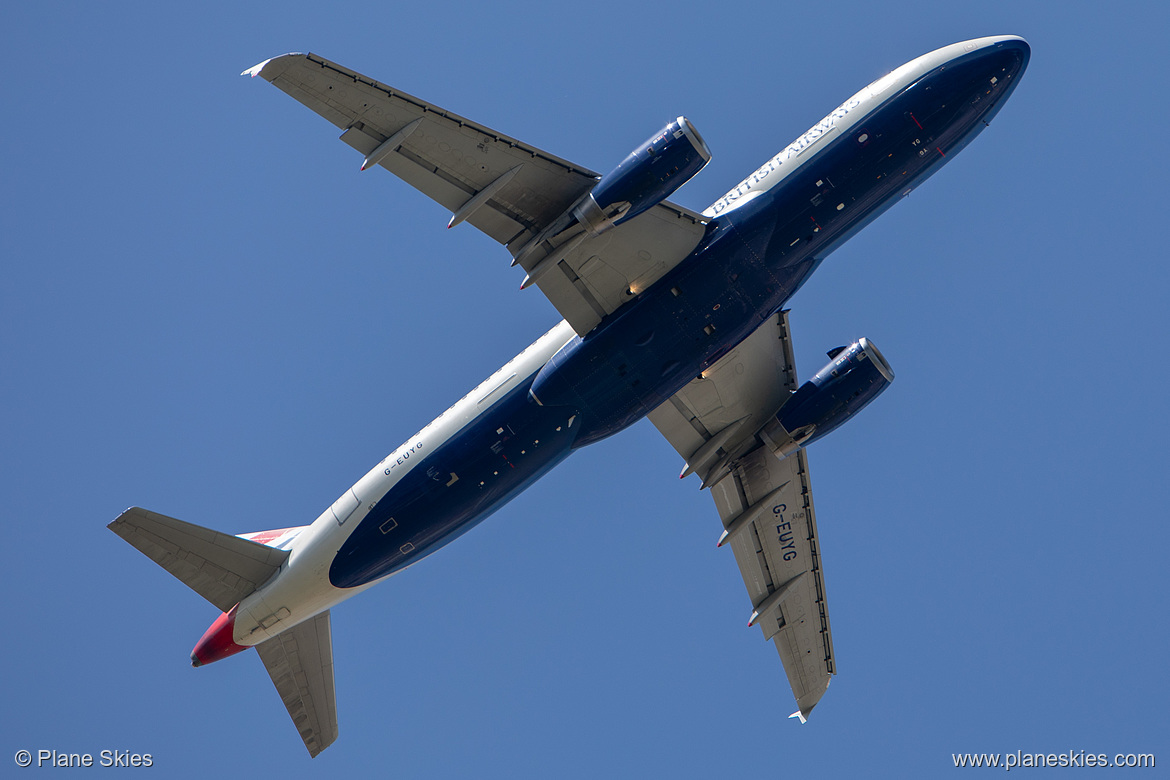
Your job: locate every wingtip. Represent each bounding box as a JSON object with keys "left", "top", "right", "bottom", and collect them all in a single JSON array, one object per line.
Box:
[
  {"left": 241, "top": 53, "right": 305, "bottom": 78},
  {"left": 788, "top": 710, "right": 808, "bottom": 724},
  {"left": 241, "top": 58, "right": 274, "bottom": 78}
]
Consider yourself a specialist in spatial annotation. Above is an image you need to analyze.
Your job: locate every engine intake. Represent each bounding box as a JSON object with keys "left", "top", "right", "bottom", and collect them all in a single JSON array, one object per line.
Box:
[{"left": 760, "top": 338, "right": 894, "bottom": 459}]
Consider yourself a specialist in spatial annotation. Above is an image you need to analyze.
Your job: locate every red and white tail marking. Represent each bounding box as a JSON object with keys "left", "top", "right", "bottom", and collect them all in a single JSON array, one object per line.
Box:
[{"left": 236, "top": 526, "right": 306, "bottom": 550}]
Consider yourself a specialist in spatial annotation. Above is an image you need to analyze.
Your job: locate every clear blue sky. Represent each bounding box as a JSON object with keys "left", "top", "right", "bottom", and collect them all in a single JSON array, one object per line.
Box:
[{"left": 3, "top": 1, "right": 1167, "bottom": 775}]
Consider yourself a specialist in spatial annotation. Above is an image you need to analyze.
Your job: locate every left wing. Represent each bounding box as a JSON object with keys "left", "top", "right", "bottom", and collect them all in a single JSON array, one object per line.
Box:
[
  {"left": 647, "top": 312, "right": 836, "bottom": 719},
  {"left": 245, "top": 53, "right": 708, "bottom": 335}
]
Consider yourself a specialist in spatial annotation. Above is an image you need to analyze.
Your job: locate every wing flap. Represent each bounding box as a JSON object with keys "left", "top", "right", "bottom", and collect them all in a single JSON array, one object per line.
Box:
[
  {"left": 108, "top": 507, "right": 289, "bottom": 613},
  {"left": 256, "top": 611, "right": 338, "bottom": 758}
]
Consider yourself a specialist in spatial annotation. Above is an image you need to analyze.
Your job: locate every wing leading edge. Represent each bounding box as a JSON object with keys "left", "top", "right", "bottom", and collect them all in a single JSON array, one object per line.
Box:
[
  {"left": 647, "top": 312, "right": 835, "bottom": 719},
  {"left": 245, "top": 53, "right": 707, "bottom": 335}
]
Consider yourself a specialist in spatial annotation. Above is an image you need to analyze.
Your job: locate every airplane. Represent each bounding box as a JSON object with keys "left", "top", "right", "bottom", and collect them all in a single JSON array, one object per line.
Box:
[{"left": 109, "top": 35, "right": 1030, "bottom": 757}]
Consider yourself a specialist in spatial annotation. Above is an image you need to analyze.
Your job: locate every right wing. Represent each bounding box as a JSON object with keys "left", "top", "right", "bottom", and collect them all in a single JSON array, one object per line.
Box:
[
  {"left": 245, "top": 53, "right": 708, "bottom": 335},
  {"left": 647, "top": 312, "right": 835, "bottom": 719},
  {"left": 711, "top": 446, "right": 834, "bottom": 720},
  {"left": 256, "top": 611, "right": 338, "bottom": 758}
]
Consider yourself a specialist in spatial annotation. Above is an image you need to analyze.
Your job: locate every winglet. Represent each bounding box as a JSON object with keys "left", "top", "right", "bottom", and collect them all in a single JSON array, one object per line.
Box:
[
  {"left": 788, "top": 710, "right": 808, "bottom": 724},
  {"left": 241, "top": 58, "right": 275, "bottom": 78},
  {"left": 241, "top": 53, "right": 306, "bottom": 79}
]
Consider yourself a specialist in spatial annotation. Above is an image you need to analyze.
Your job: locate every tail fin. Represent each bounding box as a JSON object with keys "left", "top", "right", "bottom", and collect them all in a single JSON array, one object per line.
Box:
[{"left": 108, "top": 507, "right": 289, "bottom": 612}]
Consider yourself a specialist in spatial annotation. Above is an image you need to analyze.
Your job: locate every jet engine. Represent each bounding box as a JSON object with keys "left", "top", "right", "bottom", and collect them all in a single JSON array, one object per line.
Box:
[
  {"left": 759, "top": 338, "right": 894, "bottom": 460},
  {"left": 512, "top": 118, "right": 711, "bottom": 279},
  {"left": 571, "top": 116, "right": 712, "bottom": 235}
]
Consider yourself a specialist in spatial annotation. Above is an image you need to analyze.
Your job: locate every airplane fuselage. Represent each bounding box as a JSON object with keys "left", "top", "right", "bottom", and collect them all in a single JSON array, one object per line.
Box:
[{"left": 221, "top": 37, "right": 1028, "bottom": 651}]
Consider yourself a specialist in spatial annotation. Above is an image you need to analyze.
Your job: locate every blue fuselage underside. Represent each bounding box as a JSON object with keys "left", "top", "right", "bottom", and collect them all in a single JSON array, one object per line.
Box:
[{"left": 329, "top": 44, "right": 1027, "bottom": 588}]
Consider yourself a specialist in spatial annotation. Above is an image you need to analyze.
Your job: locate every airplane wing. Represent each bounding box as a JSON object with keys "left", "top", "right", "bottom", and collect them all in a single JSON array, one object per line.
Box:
[
  {"left": 646, "top": 312, "right": 835, "bottom": 719},
  {"left": 256, "top": 610, "right": 338, "bottom": 758},
  {"left": 245, "top": 53, "right": 708, "bottom": 335}
]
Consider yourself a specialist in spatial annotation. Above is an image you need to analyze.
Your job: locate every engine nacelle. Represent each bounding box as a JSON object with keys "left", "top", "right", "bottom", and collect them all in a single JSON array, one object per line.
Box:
[
  {"left": 572, "top": 116, "right": 711, "bottom": 235},
  {"left": 759, "top": 338, "right": 894, "bottom": 460}
]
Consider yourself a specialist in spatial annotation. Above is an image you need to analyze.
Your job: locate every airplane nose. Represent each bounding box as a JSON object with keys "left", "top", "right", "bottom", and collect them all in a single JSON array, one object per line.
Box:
[
  {"left": 191, "top": 606, "right": 248, "bottom": 667},
  {"left": 995, "top": 35, "right": 1030, "bottom": 64},
  {"left": 981, "top": 35, "right": 1031, "bottom": 74},
  {"left": 962, "top": 36, "right": 1031, "bottom": 102}
]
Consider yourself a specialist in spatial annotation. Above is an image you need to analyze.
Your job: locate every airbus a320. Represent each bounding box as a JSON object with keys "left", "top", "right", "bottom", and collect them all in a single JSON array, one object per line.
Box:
[{"left": 110, "top": 36, "right": 1030, "bottom": 756}]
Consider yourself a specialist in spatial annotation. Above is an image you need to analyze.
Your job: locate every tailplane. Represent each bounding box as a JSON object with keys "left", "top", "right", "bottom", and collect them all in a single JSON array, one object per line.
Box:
[
  {"left": 109, "top": 507, "right": 339, "bottom": 757},
  {"left": 257, "top": 611, "right": 338, "bottom": 757},
  {"left": 108, "top": 507, "right": 289, "bottom": 611}
]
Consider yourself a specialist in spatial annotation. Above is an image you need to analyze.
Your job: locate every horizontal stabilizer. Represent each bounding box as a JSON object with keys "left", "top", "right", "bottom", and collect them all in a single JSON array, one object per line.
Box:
[
  {"left": 256, "top": 610, "right": 338, "bottom": 758},
  {"left": 108, "top": 507, "right": 289, "bottom": 612}
]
